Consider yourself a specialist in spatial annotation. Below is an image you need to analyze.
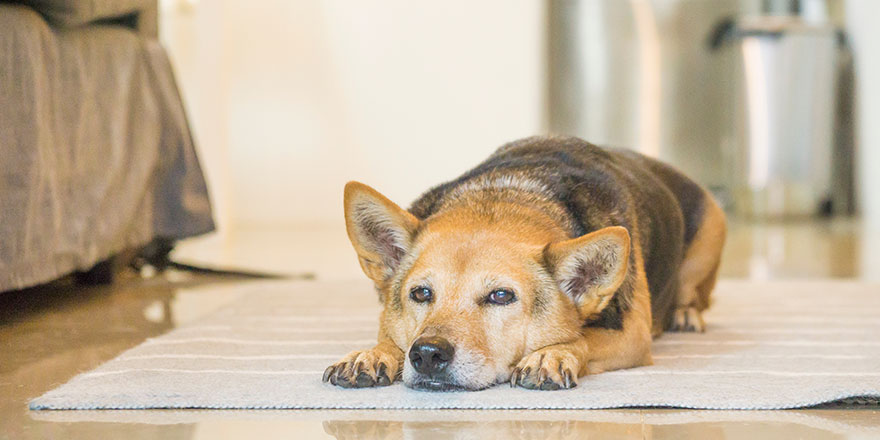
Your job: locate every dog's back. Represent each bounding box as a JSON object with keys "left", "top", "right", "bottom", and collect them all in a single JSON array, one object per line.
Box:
[{"left": 409, "top": 135, "right": 718, "bottom": 333}]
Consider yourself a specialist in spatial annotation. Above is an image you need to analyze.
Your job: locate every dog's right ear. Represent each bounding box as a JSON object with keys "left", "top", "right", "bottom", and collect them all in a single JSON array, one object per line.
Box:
[{"left": 344, "top": 181, "right": 420, "bottom": 284}]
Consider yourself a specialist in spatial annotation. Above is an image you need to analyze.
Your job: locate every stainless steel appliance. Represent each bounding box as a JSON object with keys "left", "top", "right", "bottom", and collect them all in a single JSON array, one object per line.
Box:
[
  {"left": 715, "top": 15, "right": 854, "bottom": 218},
  {"left": 547, "top": 0, "right": 854, "bottom": 218}
]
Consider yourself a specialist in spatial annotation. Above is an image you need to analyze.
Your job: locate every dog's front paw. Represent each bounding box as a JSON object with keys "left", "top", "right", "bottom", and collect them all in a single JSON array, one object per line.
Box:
[
  {"left": 510, "top": 347, "right": 580, "bottom": 390},
  {"left": 323, "top": 346, "right": 402, "bottom": 388}
]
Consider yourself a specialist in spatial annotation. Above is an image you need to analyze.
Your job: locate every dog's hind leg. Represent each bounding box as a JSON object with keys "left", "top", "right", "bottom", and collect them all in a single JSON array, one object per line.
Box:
[{"left": 670, "top": 194, "right": 726, "bottom": 333}]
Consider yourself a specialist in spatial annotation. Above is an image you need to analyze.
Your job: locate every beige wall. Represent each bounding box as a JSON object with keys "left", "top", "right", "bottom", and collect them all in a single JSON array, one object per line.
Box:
[{"left": 162, "top": 0, "right": 546, "bottom": 231}]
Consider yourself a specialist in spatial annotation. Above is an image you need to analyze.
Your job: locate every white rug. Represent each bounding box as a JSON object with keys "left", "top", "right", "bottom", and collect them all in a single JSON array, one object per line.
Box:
[{"left": 30, "top": 279, "right": 880, "bottom": 410}]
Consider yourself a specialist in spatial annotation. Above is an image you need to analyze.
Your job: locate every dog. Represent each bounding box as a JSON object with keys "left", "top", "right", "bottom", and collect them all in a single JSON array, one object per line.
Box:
[{"left": 323, "top": 135, "right": 726, "bottom": 391}]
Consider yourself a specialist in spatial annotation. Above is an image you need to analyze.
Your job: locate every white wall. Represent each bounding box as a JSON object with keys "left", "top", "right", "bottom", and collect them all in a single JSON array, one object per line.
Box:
[{"left": 162, "top": 0, "right": 546, "bottom": 229}]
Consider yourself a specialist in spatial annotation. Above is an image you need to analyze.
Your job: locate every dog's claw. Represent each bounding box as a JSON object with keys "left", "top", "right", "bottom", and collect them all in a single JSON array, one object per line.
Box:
[
  {"left": 512, "top": 347, "right": 581, "bottom": 391},
  {"left": 325, "top": 349, "right": 402, "bottom": 388},
  {"left": 377, "top": 373, "right": 391, "bottom": 386},
  {"left": 375, "top": 363, "right": 387, "bottom": 385},
  {"left": 559, "top": 364, "right": 576, "bottom": 389},
  {"left": 537, "top": 368, "right": 558, "bottom": 390},
  {"left": 376, "top": 362, "right": 391, "bottom": 386},
  {"left": 322, "top": 365, "right": 336, "bottom": 383},
  {"left": 355, "top": 371, "right": 374, "bottom": 387}
]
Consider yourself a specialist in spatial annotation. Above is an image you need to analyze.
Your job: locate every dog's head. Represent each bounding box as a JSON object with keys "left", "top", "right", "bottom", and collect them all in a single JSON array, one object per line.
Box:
[{"left": 343, "top": 182, "right": 630, "bottom": 391}]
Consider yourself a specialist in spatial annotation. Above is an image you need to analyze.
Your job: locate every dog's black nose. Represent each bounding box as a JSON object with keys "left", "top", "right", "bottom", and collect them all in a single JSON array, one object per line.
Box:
[{"left": 409, "top": 336, "right": 454, "bottom": 376}]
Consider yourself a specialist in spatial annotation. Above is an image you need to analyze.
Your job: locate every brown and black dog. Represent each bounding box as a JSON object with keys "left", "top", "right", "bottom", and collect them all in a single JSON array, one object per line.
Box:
[{"left": 323, "top": 136, "right": 726, "bottom": 391}]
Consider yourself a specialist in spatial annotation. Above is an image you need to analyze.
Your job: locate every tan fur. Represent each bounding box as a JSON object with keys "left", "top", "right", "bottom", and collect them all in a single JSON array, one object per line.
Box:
[
  {"left": 343, "top": 182, "right": 419, "bottom": 285},
  {"left": 391, "top": 201, "right": 578, "bottom": 389},
  {"left": 671, "top": 191, "right": 727, "bottom": 332},
  {"left": 580, "top": 217, "right": 654, "bottom": 375},
  {"left": 326, "top": 181, "right": 720, "bottom": 390},
  {"left": 327, "top": 183, "right": 654, "bottom": 389},
  {"left": 544, "top": 226, "right": 631, "bottom": 320}
]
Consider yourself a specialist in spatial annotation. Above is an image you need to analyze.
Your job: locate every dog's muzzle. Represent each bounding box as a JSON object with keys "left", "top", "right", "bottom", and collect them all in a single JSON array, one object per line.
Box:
[
  {"left": 410, "top": 336, "right": 454, "bottom": 375},
  {"left": 408, "top": 336, "right": 463, "bottom": 391}
]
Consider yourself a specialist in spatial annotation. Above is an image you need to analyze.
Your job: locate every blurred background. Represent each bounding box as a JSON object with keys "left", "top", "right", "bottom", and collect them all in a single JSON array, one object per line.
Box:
[
  {"left": 2, "top": 0, "right": 879, "bottom": 292},
  {"left": 159, "top": 0, "right": 879, "bottom": 281}
]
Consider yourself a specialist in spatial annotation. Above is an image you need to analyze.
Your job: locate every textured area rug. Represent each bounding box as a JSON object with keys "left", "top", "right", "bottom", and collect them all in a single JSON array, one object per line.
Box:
[{"left": 30, "top": 279, "right": 880, "bottom": 410}]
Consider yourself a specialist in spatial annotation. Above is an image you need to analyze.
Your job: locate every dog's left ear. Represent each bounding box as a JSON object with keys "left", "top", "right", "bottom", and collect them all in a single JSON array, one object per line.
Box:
[
  {"left": 544, "top": 226, "right": 631, "bottom": 318},
  {"left": 344, "top": 181, "right": 420, "bottom": 284}
]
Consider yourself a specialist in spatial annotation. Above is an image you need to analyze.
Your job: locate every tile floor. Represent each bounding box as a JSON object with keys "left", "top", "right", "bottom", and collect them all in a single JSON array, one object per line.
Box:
[{"left": 2, "top": 219, "right": 878, "bottom": 439}]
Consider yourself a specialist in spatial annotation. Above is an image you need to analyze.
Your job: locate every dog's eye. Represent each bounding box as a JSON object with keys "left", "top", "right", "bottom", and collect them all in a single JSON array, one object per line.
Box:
[
  {"left": 487, "top": 289, "right": 516, "bottom": 305},
  {"left": 409, "top": 286, "right": 433, "bottom": 303}
]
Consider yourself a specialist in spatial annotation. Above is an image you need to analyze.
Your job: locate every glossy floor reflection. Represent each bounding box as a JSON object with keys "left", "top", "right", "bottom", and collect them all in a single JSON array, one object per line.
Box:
[{"left": 2, "top": 219, "right": 879, "bottom": 439}]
